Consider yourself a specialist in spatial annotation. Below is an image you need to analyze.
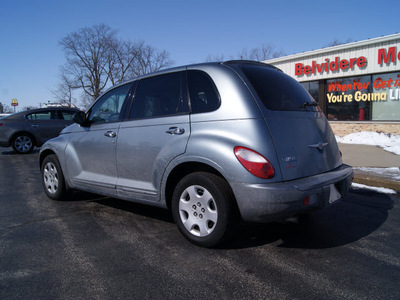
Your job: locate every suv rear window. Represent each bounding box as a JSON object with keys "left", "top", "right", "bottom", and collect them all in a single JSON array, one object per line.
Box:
[{"left": 241, "top": 65, "right": 316, "bottom": 111}]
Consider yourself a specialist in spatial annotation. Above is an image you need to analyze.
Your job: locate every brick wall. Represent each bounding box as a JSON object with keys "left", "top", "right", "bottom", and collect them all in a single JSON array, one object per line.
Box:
[{"left": 330, "top": 122, "right": 400, "bottom": 137}]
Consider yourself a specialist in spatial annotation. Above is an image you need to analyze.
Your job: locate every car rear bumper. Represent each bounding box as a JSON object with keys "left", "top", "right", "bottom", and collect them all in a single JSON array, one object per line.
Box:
[{"left": 231, "top": 164, "right": 353, "bottom": 222}]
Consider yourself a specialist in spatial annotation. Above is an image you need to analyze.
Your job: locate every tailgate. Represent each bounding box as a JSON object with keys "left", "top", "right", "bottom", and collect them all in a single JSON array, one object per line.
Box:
[{"left": 265, "top": 115, "right": 342, "bottom": 181}]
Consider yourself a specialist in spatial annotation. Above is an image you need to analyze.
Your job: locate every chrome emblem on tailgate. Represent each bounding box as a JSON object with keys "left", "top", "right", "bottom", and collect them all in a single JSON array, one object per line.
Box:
[{"left": 308, "top": 142, "right": 328, "bottom": 151}]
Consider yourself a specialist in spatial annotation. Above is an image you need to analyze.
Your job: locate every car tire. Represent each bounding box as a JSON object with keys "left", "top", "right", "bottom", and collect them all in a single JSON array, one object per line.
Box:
[
  {"left": 172, "top": 172, "right": 238, "bottom": 247},
  {"left": 12, "top": 133, "right": 34, "bottom": 154},
  {"left": 41, "top": 154, "right": 67, "bottom": 201}
]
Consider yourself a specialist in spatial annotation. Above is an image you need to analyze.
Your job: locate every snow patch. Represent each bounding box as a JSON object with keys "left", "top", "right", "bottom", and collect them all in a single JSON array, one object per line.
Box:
[
  {"left": 354, "top": 167, "right": 400, "bottom": 180},
  {"left": 351, "top": 182, "right": 397, "bottom": 194},
  {"left": 335, "top": 131, "right": 400, "bottom": 155}
]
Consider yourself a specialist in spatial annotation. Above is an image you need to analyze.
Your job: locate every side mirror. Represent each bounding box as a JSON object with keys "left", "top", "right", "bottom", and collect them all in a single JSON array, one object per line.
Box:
[{"left": 72, "top": 111, "right": 88, "bottom": 126}]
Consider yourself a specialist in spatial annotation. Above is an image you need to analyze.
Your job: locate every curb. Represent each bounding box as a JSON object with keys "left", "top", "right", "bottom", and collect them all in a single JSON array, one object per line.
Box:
[{"left": 353, "top": 173, "right": 400, "bottom": 192}]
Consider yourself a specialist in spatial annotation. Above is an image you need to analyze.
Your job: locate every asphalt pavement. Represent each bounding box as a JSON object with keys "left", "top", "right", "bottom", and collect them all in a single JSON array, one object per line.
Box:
[
  {"left": 339, "top": 143, "right": 400, "bottom": 192},
  {"left": 1, "top": 150, "right": 400, "bottom": 299}
]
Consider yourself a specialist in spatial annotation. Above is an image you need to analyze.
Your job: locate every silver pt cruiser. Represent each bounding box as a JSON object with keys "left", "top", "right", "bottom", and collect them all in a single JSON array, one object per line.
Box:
[{"left": 39, "top": 61, "right": 353, "bottom": 247}]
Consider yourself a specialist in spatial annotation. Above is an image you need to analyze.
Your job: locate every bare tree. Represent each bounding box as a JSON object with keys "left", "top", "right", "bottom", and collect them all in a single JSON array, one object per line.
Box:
[
  {"left": 59, "top": 24, "right": 116, "bottom": 100},
  {"left": 58, "top": 24, "right": 173, "bottom": 102},
  {"left": 79, "top": 93, "right": 95, "bottom": 110},
  {"left": 131, "top": 43, "right": 173, "bottom": 77},
  {"left": 1, "top": 103, "right": 14, "bottom": 113},
  {"left": 325, "top": 38, "right": 354, "bottom": 47},
  {"left": 206, "top": 53, "right": 227, "bottom": 62},
  {"left": 238, "top": 44, "right": 285, "bottom": 61},
  {"left": 52, "top": 73, "right": 79, "bottom": 107},
  {"left": 108, "top": 40, "right": 140, "bottom": 86},
  {"left": 206, "top": 44, "right": 285, "bottom": 62}
]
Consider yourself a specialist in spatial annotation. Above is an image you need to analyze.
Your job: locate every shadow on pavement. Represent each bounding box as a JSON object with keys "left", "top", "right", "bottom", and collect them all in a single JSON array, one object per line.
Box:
[
  {"left": 51, "top": 186, "right": 394, "bottom": 250},
  {"left": 1, "top": 149, "right": 40, "bottom": 155},
  {"left": 225, "top": 188, "right": 394, "bottom": 249},
  {"left": 92, "top": 197, "right": 174, "bottom": 224}
]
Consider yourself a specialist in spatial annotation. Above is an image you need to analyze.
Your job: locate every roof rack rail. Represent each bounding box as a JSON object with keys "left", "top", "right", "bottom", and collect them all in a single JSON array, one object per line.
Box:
[{"left": 221, "top": 60, "right": 282, "bottom": 71}]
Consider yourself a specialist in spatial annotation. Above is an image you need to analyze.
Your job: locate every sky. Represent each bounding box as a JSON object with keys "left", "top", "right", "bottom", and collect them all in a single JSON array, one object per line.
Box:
[{"left": 1, "top": 0, "right": 399, "bottom": 111}]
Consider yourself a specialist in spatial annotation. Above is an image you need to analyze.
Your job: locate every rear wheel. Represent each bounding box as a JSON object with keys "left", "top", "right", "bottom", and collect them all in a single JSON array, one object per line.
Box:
[
  {"left": 12, "top": 134, "right": 34, "bottom": 154},
  {"left": 172, "top": 172, "right": 238, "bottom": 247},
  {"left": 41, "top": 155, "right": 67, "bottom": 200}
]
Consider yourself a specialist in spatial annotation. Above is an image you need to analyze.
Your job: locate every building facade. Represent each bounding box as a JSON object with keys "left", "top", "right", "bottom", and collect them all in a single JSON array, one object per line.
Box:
[{"left": 264, "top": 34, "right": 400, "bottom": 126}]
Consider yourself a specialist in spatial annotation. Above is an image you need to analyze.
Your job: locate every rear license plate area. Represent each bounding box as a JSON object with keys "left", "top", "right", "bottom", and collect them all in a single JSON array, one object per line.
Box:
[{"left": 328, "top": 183, "right": 342, "bottom": 204}]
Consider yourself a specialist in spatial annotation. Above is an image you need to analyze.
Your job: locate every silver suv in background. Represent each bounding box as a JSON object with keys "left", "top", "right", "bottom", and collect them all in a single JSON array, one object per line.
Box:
[
  {"left": 39, "top": 61, "right": 353, "bottom": 247},
  {"left": 0, "top": 107, "right": 79, "bottom": 153}
]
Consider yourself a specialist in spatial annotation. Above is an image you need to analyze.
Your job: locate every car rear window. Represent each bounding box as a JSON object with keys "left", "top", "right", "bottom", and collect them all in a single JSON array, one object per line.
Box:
[
  {"left": 241, "top": 65, "right": 317, "bottom": 111},
  {"left": 187, "top": 70, "right": 220, "bottom": 113}
]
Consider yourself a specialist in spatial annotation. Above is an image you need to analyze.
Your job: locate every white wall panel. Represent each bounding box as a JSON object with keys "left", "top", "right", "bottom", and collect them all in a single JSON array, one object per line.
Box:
[{"left": 264, "top": 34, "right": 400, "bottom": 82}]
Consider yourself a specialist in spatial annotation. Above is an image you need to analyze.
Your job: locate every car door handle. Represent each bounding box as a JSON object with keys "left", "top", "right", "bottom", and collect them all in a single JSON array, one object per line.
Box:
[
  {"left": 165, "top": 127, "right": 185, "bottom": 135},
  {"left": 31, "top": 124, "right": 39, "bottom": 128},
  {"left": 104, "top": 131, "right": 117, "bottom": 138}
]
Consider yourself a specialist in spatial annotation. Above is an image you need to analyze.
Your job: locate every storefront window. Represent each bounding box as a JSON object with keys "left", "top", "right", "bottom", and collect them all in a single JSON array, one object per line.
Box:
[
  {"left": 300, "top": 81, "right": 319, "bottom": 102},
  {"left": 326, "top": 76, "right": 371, "bottom": 121},
  {"left": 371, "top": 72, "right": 400, "bottom": 121}
]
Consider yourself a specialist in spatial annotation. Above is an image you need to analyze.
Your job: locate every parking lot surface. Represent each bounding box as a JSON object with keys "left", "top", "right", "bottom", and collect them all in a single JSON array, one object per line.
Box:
[{"left": 1, "top": 150, "right": 400, "bottom": 299}]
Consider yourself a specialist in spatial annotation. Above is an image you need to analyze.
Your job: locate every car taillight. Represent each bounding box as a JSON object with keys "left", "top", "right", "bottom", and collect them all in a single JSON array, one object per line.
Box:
[
  {"left": 0, "top": 123, "right": 3, "bottom": 127},
  {"left": 234, "top": 146, "right": 275, "bottom": 179}
]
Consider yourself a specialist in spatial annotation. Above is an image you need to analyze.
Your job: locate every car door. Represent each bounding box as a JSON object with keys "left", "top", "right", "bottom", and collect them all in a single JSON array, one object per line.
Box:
[
  {"left": 25, "top": 110, "right": 61, "bottom": 145},
  {"left": 36, "top": 110, "right": 77, "bottom": 144},
  {"left": 64, "top": 83, "right": 133, "bottom": 195},
  {"left": 116, "top": 71, "right": 190, "bottom": 202}
]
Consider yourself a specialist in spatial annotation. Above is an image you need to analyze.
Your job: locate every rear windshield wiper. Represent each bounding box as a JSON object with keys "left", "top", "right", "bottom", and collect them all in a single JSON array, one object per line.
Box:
[{"left": 301, "top": 102, "right": 318, "bottom": 108}]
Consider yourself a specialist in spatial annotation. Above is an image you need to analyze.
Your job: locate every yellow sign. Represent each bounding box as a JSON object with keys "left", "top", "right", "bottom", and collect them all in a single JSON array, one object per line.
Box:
[{"left": 11, "top": 98, "right": 18, "bottom": 106}]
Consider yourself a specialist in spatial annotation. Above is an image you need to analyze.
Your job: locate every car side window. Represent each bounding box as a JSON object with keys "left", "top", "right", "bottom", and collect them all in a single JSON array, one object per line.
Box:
[
  {"left": 129, "top": 72, "right": 184, "bottom": 119},
  {"left": 187, "top": 70, "right": 220, "bottom": 113},
  {"left": 58, "top": 110, "right": 75, "bottom": 120},
  {"left": 88, "top": 83, "right": 131, "bottom": 124},
  {"left": 26, "top": 111, "right": 54, "bottom": 120}
]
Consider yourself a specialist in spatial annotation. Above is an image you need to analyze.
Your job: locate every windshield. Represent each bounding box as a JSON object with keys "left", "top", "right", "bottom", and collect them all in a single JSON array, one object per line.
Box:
[{"left": 241, "top": 65, "right": 317, "bottom": 111}]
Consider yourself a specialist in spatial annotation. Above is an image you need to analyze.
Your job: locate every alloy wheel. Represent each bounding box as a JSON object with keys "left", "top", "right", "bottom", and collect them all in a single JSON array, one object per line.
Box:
[{"left": 14, "top": 135, "right": 33, "bottom": 153}]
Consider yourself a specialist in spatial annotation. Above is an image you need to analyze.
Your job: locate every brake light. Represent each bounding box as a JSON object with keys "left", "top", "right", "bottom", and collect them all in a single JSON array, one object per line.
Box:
[
  {"left": 0, "top": 123, "right": 3, "bottom": 127},
  {"left": 234, "top": 146, "right": 275, "bottom": 179}
]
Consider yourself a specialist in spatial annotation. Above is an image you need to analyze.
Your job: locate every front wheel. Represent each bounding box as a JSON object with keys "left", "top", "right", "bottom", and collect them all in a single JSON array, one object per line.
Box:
[
  {"left": 171, "top": 172, "right": 238, "bottom": 247},
  {"left": 41, "top": 155, "right": 67, "bottom": 200}
]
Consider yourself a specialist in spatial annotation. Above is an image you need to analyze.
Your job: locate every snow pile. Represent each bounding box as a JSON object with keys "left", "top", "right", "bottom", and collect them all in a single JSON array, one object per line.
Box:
[
  {"left": 354, "top": 167, "right": 400, "bottom": 181},
  {"left": 335, "top": 131, "right": 400, "bottom": 155},
  {"left": 351, "top": 182, "right": 397, "bottom": 194}
]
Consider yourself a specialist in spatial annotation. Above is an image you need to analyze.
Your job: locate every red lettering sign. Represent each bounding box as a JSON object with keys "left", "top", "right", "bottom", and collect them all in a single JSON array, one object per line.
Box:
[
  {"left": 295, "top": 56, "right": 367, "bottom": 76},
  {"left": 378, "top": 47, "right": 400, "bottom": 64},
  {"left": 295, "top": 47, "right": 399, "bottom": 77},
  {"left": 295, "top": 63, "right": 303, "bottom": 76}
]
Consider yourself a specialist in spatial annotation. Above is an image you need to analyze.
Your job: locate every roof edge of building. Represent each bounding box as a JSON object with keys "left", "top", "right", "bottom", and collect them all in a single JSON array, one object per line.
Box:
[{"left": 264, "top": 33, "right": 400, "bottom": 64}]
